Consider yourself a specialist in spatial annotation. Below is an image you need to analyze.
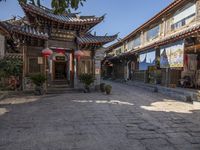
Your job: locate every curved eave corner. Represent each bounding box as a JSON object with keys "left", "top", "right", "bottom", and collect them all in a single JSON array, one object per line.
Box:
[
  {"left": 77, "top": 34, "right": 118, "bottom": 46},
  {"left": 20, "top": 2, "right": 105, "bottom": 25}
]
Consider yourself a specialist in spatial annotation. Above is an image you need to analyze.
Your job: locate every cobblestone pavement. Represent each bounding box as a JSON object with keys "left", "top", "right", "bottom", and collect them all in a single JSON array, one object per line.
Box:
[{"left": 0, "top": 81, "right": 200, "bottom": 150}]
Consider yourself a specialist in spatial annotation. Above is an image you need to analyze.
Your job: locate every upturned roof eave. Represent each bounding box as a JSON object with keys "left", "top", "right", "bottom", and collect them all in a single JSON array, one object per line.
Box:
[
  {"left": 0, "top": 21, "right": 48, "bottom": 40},
  {"left": 20, "top": 2, "right": 104, "bottom": 26},
  {"left": 77, "top": 34, "right": 118, "bottom": 45},
  {"left": 107, "top": 23, "right": 200, "bottom": 60}
]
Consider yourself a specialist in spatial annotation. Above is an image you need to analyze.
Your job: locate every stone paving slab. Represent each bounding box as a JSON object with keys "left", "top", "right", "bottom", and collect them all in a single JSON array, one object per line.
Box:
[{"left": 0, "top": 81, "right": 200, "bottom": 150}]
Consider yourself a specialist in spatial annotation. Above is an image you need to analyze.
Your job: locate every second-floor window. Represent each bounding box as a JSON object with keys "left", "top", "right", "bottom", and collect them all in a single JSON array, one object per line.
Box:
[
  {"left": 127, "top": 41, "right": 134, "bottom": 51},
  {"left": 171, "top": 2, "right": 196, "bottom": 30},
  {"left": 28, "top": 57, "right": 41, "bottom": 74},
  {"left": 127, "top": 35, "right": 141, "bottom": 51},
  {"left": 116, "top": 48, "right": 122, "bottom": 55},
  {"left": 133, "top": 36, "right": 141, "bottom": 47},
  {"left": 147, "top": 25, "right": 160, "bottom": 42}
]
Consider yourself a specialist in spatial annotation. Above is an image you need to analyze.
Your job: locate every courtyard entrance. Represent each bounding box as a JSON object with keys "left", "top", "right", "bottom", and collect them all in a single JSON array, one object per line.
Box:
[
  {"left": 49, "top": 49, "right": 74, "bottom": 87},
  {"left": 54, "top": 62, "right": 67, "bottom": 80}
]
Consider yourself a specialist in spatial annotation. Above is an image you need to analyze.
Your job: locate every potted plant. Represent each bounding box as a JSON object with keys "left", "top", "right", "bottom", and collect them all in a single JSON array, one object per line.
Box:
[
  {"left": 79, "top": 74, "right": 95, "bottom": 93},
  {"left": 105, "top": 84, "right": 112, "bottom": 95},
  {"left": 100, "top": 83, "right": 105, "bottom": 92},
  {"left": 30, "top": 74, "right": 46, "bottom": 95}
]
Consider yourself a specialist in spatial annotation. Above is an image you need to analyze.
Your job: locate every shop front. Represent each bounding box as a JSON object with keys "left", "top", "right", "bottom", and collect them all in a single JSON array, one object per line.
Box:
[
  {"left": 136, "top": 49, "right": 159, "bottom": 83},
  {"left": 159, "top": 38, "right": 200, "bottom": 89},
  {"left": 160, "top": 40, "right": 184, "bottom": 87},
  {"left": 182, "top": 37, "right": 200, "bottom": 88}
]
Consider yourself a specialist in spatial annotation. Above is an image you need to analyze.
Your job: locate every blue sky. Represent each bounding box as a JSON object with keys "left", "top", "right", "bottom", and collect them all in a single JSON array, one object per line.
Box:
[{"left": 0, "top": 0, "right": 173, "bottom": 40}]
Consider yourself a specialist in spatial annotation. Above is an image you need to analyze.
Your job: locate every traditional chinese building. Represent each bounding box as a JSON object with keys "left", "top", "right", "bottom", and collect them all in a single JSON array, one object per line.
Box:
[
  {"left": 0, "top": 2, "right": 117, "bottom": 90},
  {"left": 104, "top": 0, "right": 200, "bottom": 89}
]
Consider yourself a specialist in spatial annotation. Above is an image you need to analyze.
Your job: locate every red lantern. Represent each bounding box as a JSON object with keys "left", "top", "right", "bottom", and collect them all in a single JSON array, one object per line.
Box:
[
  {"left": 75, "top": 50, "right": 84, "bottom": 61},
  {"left": 42, "top": 48, "right": 53, "bottom": 57}
]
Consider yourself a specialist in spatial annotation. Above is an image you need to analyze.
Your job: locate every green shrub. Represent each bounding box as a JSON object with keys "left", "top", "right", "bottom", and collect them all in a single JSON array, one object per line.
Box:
[
  {"left": 105, "top": 84, "right": 112, "bottom": 95},
  {"left": 79, "top": 74, "right": 95, "bottom": 88},
  {"left": 100, "top": 83, "right": 105, "bottom": 92},
  {"left": 0, "top": 58, "right": 22, "bottom": 77},
  {"left": 30, "top": 74, "right": 46, "bottom": 86}
]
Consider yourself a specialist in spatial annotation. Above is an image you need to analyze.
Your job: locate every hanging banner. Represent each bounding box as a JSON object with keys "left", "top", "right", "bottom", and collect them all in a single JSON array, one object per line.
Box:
[
  {"left": 139, "top": 50, "right": 156, "bottom": 70},
  {"left": 0, "top": 34, "right": 5, "bottom": 58},
  {"left": 160, "top": 40, "right": 184, "bottom": 68}
]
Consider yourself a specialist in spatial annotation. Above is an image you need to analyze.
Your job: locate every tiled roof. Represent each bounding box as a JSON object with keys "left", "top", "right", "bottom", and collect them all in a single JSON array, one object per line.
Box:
[
  {"left": 108, "top": 23, "right": 200, "bottom": 60},
  {"left": 0, "top": 21, "right": 48, "bottom": 39},
  {"left": 77, "top": 34, "right": 117, "bottom": 45},
  {"left": 20, "top": 2, "right": 104, "bottom": 25},
  {"left": 136, "top": 23, "right": 200, "bottom": 53},
  {"left": 159, "top": 24, "right": 200, "bottom": 45}
]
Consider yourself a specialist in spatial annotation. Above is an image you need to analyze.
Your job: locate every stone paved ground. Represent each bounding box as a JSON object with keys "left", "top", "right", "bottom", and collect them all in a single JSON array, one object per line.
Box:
[{"left": 0, "top": 81, "right": 200, "bottom": 150}]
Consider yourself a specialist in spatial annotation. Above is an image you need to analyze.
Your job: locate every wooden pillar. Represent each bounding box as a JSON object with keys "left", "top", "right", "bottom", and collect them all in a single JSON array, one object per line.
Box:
[
  {"left": 22, "top": 44, "right": 28, "bottom": 90},
  {"left": 70, "top": 49, "right": 75, "bottom": 88},
  {"left": 44, "top": 56, "right": 47, "bottom": 91},
  {"left": 196, "top": 0, "right": 200, "bottom": 21},
  {"left": 162, "top": 18, "right": 167, "bottom": 37},
  {"left": 141, "top": 31, "right": 145, "bottom": 46}
]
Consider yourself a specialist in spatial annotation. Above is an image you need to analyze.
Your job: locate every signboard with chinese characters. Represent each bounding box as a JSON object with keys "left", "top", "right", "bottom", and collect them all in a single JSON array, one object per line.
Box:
[
  {"left": 0, "top": 34, "right": 5, "bottom": 58},
  {"left": 38, "top": 57, "right": 43, "bottom": 64},
  {"left": 160, "top": 40, "right": 184, "bottom": 68},
  {"left": 95, "top": 68, "right": 100, "bottom": 75},
  {"left": 56, "top": 56, "right": 66, "bottom": 61},
  {"left": 51, "top": 29, "right": 76, "bottom": 41}
]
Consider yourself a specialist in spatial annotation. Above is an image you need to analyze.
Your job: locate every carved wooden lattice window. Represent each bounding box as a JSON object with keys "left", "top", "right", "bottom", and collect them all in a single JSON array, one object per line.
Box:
[
  {"left": 79, "top": 59, "right": 92, "bottom": 75},
  {"left": 28, "top": 57, "right": 41, "bottom": 74}
]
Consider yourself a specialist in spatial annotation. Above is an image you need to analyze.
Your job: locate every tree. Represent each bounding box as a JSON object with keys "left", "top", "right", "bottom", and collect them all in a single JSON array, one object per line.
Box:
[
  {"left": 0, "top": 58, "right": 22, "bottom": 90},
  {"left": 0, "top": 0, "right": 86, "bottom": 14},
  {"left": 0, "top": 58, "right": 22, "bottom": 77}
]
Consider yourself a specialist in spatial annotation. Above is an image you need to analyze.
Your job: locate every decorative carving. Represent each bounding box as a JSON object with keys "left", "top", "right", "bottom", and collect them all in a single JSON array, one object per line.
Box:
[{"left": 50, "top": 29, "right": 76, "bottom": 41}]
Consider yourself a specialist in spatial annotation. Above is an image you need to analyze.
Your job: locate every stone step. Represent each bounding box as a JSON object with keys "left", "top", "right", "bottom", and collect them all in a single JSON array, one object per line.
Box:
[
  {"left": 51, "top": 80, "right": 68, "bottom": 84},
  {"left": 46, "top": 87, "right": 81, "bottom": 94},
  {"left": 49, "top": 84, "right": 69, "bottom": 88}
]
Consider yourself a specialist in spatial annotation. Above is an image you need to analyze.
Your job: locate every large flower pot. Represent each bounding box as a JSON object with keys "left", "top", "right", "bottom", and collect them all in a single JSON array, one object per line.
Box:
[
  {"left": 106, "top": 90, "right": 111, "bottom": 95},
  {"left": 34, "top": 85, "right": 45, "bottom": 95},
  {"left": 105, "top": 85, "right": 112, "bottom": 95},
  {"left": 100, "top": 83, "right": 105, "bottom": 92},
  {"left": 83, "top": 85, "right": 90, "bottom": 93}
]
